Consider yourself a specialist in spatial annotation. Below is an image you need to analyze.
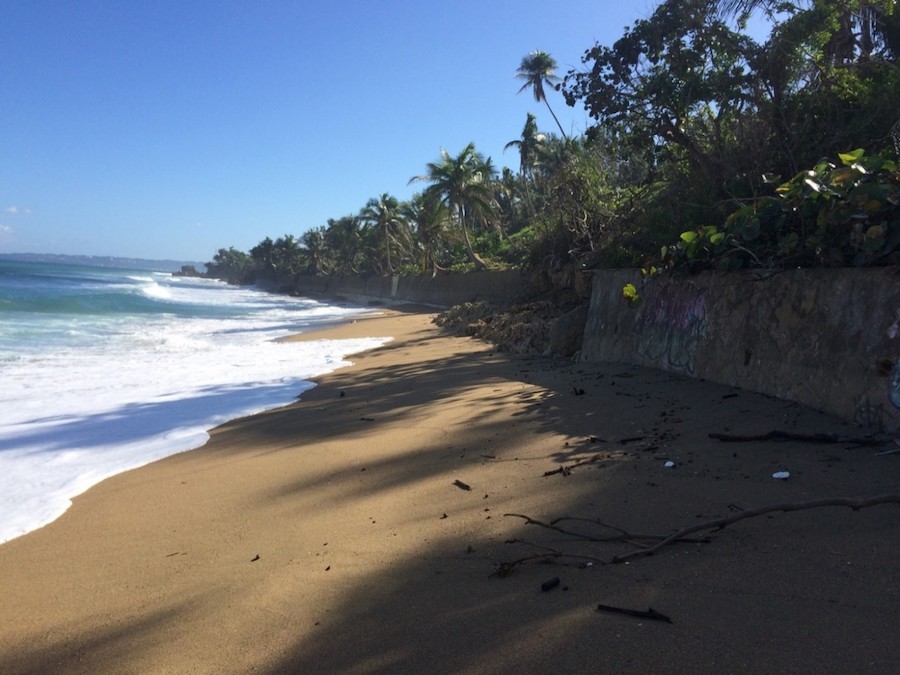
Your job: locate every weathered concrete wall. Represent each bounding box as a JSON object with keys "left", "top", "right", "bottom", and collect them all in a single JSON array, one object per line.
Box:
[
  {"left": 289, "top": 270, "right": 529, "bottom": 308},
  {"left": 289, "top": 268, "right": 899, "bottom": 431},
  {"left": 580, "top": 268, "right": 900, "bottom": 433}
]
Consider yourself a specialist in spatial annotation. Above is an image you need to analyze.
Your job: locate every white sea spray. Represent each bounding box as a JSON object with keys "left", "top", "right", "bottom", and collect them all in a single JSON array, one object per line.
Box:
[{"left": 0, "top": 262, "right": 389, "bottom": 543}]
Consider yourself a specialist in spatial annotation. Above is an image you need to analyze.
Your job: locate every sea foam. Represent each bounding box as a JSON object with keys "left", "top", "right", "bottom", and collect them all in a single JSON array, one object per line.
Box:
[{"left": 0, "top": 263, "right": 389, "bottom": 544}]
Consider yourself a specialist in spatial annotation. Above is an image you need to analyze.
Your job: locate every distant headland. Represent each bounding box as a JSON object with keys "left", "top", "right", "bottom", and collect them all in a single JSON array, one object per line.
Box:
[{"left": 0, "top": 253, "right": 206, "bottom": 274}]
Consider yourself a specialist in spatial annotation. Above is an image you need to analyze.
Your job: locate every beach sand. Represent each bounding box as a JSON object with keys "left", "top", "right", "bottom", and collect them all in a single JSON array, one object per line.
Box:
[{"left": 1, "top": 308, "right": 897, "bottom": 674}]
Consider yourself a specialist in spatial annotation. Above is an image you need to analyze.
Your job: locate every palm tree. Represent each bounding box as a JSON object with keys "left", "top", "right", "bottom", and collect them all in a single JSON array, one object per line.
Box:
[
  {"left": 273, "top": 234, "right": 304, "bottom": 278},
  {"left": 515, "top": 50, "right": 567, "bottom": 138},
  {"left": 250, "top": 236, "right": 278, "bottom": 281},
  {"left": 504, "top": 113, "right": 547, "bottom": 217},
  {"left": 505, "top": 113, "right": 546, "bottom": 175},
  {"left": 493, "top": 166, "right": 529, "bottom": 234},
  {"left": 409, "top": 143, "right": 497, "bottom": 270},
  {"left": 301, "top": 227, "right": 329, "bottom": 275},
  {"left": 324, "top": 216, "right": 362, "bottom": 274},
  {"left": 402, "top": 192, "right": 454, "bottom": 276},
  {"left": 359, "top": 193, "right": 409, "bottom": 275}
]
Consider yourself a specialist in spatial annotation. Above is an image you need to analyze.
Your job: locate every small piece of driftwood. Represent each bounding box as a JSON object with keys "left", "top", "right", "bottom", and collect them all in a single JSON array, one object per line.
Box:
[
  {"left": 597, "top": 603, "right": 672, "bottom": 623},
  {"left": 541, "top": 577, "right": 560, "bottom": 591}
]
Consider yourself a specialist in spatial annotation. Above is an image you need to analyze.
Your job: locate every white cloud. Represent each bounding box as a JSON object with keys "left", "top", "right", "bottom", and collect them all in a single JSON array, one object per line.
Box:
[{"left": 4, "top": 206, "right": 32, "bottom": 216}]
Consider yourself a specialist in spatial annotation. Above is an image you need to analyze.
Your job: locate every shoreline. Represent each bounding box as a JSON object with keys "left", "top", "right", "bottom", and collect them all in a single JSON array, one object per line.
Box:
[
  {"left": 0, "top": 301, "right": 393, "bottom": 546},
  {"left": 1, "top": 308, "right": 897, "bottom": 673}
]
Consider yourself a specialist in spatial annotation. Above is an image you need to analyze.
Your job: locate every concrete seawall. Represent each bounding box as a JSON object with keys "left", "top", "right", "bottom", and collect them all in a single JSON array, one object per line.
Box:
[
  {"left": 289, "top": 270, "right": 528, "bottom": 307},
  {"left": 580, "top": 268, "right": 900, "bottom": 434},
  {"left": 289, "top": 268, "right": 899, "bottom": 432}
]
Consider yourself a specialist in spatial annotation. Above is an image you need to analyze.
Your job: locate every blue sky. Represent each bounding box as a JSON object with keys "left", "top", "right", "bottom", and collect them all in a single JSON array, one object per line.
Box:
[{"left": 2, "top": 0, "right": 664, "bottom": 263}]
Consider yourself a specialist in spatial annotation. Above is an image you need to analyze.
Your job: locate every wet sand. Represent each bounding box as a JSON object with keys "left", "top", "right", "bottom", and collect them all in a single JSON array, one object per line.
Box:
[{"left": 1, "top": 308, "right": 897, "bottom": 674}]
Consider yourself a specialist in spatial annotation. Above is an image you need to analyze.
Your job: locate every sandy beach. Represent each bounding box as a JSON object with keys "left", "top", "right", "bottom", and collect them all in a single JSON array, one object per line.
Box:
[{"left": 1, "top": 307, "right": 897, "bottom": 674}]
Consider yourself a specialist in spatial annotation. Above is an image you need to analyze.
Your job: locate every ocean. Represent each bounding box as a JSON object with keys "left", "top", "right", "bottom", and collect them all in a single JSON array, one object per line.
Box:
[{"left": 0, "top": 260, "right": 390, "bottom": 544}]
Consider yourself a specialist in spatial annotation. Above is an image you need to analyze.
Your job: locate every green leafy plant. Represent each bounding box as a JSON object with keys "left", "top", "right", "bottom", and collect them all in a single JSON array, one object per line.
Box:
[
  {"left": 653, "top": 149, "right": 900, "bottom": 274},
  {"left": 773, "top": 149, "right": 900, "bottom": 267},
  {"left": 622, "top": 282, "right": 642, "bottom": 308}
]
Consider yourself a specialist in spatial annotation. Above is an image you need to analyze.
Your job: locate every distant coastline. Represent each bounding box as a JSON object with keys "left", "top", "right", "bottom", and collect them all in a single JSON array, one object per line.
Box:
[{"left": 0, "top": 252, "right": 205, "bottom": 274}]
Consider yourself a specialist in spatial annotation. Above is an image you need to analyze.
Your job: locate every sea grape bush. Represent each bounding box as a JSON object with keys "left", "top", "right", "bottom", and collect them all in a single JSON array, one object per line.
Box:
[{"left": 655, "top": 150, "right": 900, "bottom": 275}]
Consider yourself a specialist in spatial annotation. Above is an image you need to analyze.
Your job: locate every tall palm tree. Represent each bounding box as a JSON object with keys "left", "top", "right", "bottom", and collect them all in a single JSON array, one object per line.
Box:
[
  {"left": 504, "top": 113, "right": 547, "bottom": 218},
  {"left": 472, "top": 154, "right": 503, "bottom": 236},
  {"left": 409, "top": 143, "right": 497, "bottom": 270},
  {"left": 505, "top": 113, "right": 546, "bottom": 175},
  {"left": 273, "top": 234, "right": 303, "bottom": 277},
  {"left": 516, "top": 50, "right": 567, "bottom": 138},
  {"left": 493, "top": 166, "right": 529, "bottom": 234},
  {"left": 301, "top": 227, "right": 329, "bottom": 275},
  {"left": 402, "top": 193, "right": 453, "bottom": 276},
  {"left": 359, "top": 193, "right": 409, "bottom": 275},
  {"left": 324, "top": 216, "right": 362, "bottom": 274},
  {"left": 250, "top": 236, "right": 276, "bottom": 271}
]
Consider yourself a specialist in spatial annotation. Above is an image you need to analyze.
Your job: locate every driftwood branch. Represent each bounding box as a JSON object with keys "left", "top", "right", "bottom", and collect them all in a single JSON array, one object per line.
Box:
[
  {"left": 875, "top": 441, "right": 900, "bottom": 456},
  {"left": 504, "top": 513, "right": 709, "bottom": 547},
  {"left": 496, "top": 495, "right": 900, "bottom": 571},
  {"left": 612, "top": 494, "right": 900, "bottom": 564},
  {"left": 708, "top": 430, "right": 888, "bottom": 446},
  {"left": 543, "top": 452, "right": 612, "bottom": 477},
  {"left": 490, "top": 539, "right": 607, "bottom": 577}
]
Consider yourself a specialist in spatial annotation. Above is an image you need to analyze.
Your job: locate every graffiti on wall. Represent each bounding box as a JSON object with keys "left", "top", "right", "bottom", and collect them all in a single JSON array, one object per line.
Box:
[
  {"left": 852, "top": 358, "right": 900, "bottom": 432},
  {"left": 866, "top": 314, "right": 900, "bottom": 431},
  {"left": 634, "top": 285, "right": 709, "bottom": 374},
  {"left": 890, "top": 358, "right": 900, "bottom": 409},
  {"left": 888, "top": 310, "right": 900, "bottom": 340}
]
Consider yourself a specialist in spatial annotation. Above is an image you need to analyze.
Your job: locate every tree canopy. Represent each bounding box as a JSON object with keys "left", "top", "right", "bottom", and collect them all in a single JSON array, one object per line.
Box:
[{"left": 206, "top": 1, "right": 899, "bottom": 288}]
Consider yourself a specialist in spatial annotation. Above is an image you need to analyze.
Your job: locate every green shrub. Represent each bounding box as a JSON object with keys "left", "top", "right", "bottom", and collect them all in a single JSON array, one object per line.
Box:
[{"left": 656, "top": 150, "right": 900, "bottom": 274}]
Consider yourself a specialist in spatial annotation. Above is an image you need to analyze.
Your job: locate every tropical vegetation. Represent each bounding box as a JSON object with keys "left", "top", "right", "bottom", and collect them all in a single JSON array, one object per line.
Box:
[{"left": 205, "top": 0, "right": 899, "bottom": 290}]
